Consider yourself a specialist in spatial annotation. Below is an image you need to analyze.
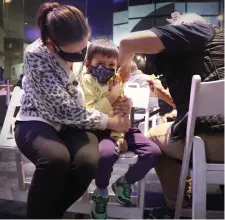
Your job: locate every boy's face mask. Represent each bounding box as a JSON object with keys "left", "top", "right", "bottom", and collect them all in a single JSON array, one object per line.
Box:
[{"left": 90, "top": 65, "right": 115, "bottom": 84}]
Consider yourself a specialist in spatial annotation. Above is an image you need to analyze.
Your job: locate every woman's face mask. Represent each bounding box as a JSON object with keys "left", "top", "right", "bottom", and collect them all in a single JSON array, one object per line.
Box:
[
  {"left": 90, "top": 65, "right": 115, "bottom": 84},
  {"left": 55, "top": 45, "right": 87, "bottom": 62}
]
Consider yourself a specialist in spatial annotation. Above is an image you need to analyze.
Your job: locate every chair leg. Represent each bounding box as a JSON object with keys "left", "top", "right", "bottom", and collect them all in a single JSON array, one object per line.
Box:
[
  {"left": 81, "top": 189, "right": 90, "bottom": 203},
  {"left": 15, "top": 152, "right": 25, "bottom": 191},
  {"left": 137, "top": 177, "right": 146, "bottom": 219},
  {"left": 174, "top": 151, "right": 192, "bottom": 218},
  {"left": 192, "top": 137, "right": 206, "bottom": 219}
]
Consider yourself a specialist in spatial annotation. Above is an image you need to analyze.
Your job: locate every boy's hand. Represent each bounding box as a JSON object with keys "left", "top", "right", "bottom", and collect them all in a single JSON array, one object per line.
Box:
[{"left": 111, "top": 83, "right": 123, "bottom": 98}]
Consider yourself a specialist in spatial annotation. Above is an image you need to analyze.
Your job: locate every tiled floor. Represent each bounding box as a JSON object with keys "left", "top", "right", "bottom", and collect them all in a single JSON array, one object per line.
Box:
[
  {"left": 0, "top": 151, "right": 165, "bottom": 218},
  {"left": 0, "top": 126, "right": 223, "bottom": 218},
  {"left": 0, "top": 151, "right": 162, "bottom": 200}
]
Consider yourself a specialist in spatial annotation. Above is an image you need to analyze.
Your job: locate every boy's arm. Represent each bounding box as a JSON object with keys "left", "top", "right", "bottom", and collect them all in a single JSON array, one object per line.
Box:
[{"left": 82, "top": 75, "right": 113, "bottom": 114}]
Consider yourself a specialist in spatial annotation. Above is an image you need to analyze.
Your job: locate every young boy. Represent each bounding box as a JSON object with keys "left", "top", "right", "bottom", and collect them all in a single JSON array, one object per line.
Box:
[{"left": 82, "top": 39, "right": 161, "bottom": 219}]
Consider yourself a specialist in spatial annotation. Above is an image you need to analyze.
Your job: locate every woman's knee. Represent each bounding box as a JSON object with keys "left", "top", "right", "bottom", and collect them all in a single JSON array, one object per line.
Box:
[
  {"left": 38, "top": 149, "right": 71, "bottom": 174},
  {"left": 147, "top": 122, "right": 173, "bottom": 149},
  {"left": 74, "top": 133, "right": 99, "bottom": 172},
  {"left": 32, "top": 137, "right": 71, "bottom": 172}
]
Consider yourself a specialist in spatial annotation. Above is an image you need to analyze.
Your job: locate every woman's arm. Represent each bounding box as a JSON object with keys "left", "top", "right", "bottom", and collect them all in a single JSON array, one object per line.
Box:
[
  {"left": 24, "top": 50, "right": 129, "bottom": 132},
  {"left": 120, "top": 31, "right": 165, "bottom": 55},
  {"left": 119, "top": 31, "right": 165, "bottom": 81}
]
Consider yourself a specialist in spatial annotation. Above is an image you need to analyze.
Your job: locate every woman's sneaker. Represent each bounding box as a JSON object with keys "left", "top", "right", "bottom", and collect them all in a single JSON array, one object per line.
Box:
[
  {"left": 148, "top": 181, "right": 192, "bottom": 219},
  {"left": 112, "top": 177, "right": 132, "bottom": 206},
  {"left": 91, "top": 191, "right": 109, "bottom": 219}
]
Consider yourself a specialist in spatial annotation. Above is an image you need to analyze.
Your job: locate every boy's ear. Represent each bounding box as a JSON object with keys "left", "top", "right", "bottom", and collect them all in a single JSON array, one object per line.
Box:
[{"left": 85, "top": 60, "right": 90, "bottom": 68}]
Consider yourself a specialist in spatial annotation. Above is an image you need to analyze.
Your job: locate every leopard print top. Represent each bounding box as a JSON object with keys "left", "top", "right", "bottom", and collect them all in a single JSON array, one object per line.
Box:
[{"left": 20, "top": 39, "right": 108, "bottom": 130}]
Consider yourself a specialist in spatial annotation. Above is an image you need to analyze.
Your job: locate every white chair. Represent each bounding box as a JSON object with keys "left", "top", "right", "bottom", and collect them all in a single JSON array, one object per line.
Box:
[
  {"left": 124, "top": 83, "right": 159, "bottom": 135},
  {"left": 0, "top": 86, "right": 156, "bottom": 219},
  {"left": 175, "top": 75, "right": 224, "bottom": 219},
  {"left": 0, "top": 86, "right": 27, "bottom": 192},
  {"left": 74, "top": 85, "right": 155, "bottom": 219}
]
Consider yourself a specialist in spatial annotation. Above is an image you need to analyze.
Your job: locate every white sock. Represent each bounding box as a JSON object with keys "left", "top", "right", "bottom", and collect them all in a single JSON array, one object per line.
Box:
[{"left": 96, "top": 187, "right": 108, "bottom": 196}]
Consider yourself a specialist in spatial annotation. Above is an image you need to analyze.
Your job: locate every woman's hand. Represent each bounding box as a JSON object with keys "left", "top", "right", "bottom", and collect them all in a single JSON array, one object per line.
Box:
[
  {"left": 117, "top": 61, "right": 133, "bottom": 82},
  {"left": 147, "top": 79, "right": 166, "bottom": 99},
  {"left": 107, "top": 114, "right": 130, "bottom": 132},
  {"left": 148, "top": 79, "right": 175, "bottom": 108},
  {"left": 112, "top": 96, "right": 132, "bottom": 116}
]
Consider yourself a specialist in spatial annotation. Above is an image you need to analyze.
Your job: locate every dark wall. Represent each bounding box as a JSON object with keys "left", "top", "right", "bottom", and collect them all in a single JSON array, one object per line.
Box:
[{"left": 87, "top": 0, "right": 114, "bottom": 40}]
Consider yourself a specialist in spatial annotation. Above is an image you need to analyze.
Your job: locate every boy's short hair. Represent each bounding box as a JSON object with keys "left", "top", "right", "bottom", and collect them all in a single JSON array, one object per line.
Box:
[{"left": 86, "top": 39, "right": 119, "bottom": 62}]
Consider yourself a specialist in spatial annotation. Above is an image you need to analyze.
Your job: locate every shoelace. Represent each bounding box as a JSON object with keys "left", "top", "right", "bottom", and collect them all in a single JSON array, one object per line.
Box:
[{"left": 96, "top": 196, "right": 108, "bottom": 213}]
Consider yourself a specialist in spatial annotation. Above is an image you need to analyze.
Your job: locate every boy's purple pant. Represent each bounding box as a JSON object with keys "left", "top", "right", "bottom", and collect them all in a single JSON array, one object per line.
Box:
[{"left": 93, "top": 129, "right": 161, "bottom": 189}]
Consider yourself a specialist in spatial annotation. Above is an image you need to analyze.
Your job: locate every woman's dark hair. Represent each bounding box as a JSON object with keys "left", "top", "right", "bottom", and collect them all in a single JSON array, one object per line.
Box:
[
  {"left": 37, "top": 2, "right": 90, "bottom": 46},
  {"left": 86, "top": 39, "right": 119, "bottom": 62}
]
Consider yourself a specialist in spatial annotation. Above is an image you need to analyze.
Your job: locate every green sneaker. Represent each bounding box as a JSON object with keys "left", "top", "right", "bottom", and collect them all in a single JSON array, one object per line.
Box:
[
  {"left": 91, "top": 191, "right": 109, "bottom": 219},
  {"left": 112, "top": 178, "right": 132, "bottom": 206}
]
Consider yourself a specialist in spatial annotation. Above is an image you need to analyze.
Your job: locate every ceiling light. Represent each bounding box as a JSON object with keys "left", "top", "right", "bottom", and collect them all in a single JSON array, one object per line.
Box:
[
  {"left": 136, "top": 55, "right": 141, "bottom": 60},
  {"left": 218, "top": 15, "right": 223, "bottom": 21},
  {"left": 4, "top": 0, "right": 12, "bottom": 3}
]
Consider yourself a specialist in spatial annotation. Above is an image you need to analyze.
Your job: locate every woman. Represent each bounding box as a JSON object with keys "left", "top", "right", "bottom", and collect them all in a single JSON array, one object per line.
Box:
[
  {"left": 14, "top": 2, "right": 130, "bottom": 219},
  {"left": 119, "top": 12, "right": 224, "bottom": 218}
]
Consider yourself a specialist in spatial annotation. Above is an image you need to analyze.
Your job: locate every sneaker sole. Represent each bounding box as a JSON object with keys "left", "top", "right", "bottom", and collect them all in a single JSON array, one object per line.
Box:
[
  {"left": 111, "top": 183, "right": 132, "bottom": 206},
  {"left": 90, "top": 211, "right": 107, "bottom": 219}
]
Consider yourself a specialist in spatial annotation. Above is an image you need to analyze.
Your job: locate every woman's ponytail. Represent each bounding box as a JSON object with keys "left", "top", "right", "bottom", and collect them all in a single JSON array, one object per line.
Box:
[
  {"left": 36, "top": 2, "right": 90, "bottom": 46},
  {"left": 37, "top": 2, "right": 60, "bottom": 45}
]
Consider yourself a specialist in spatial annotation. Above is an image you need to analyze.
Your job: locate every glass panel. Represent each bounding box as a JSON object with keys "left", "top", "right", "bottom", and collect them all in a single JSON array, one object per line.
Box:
[
  {"left": 113, "top": 23, "right": 129, "bottom": 45},
  {"left": 175, "top": 3, "right": 186, "bottom": 13},
  {"left": 129, "top": 17, "right": 155, "bottom": 33},
  {"left": 129, "top": 0, "right": 154, "bottom": 7},
  {"left": 114, "top": 11, "right": 129, "bottom": 24},
  {"left": 3, "top": 0, "right": 24, "bottom": 85},
  {"left": 0, "top": 0, "right": 4, "bottom": 78},
  {"left": 113, "top": 0, "right": 129, "bottom": 46},
  {"left": 204, "top": 16, "right": 219, "bottom": 25},
  {"left": 155, "top": 2, "right": 174, "bottom": 15},
  {"left": 129, "top": 4, "right": 155, "bottom": 18},
  {"left": 187, "top": 2, "right": 219, "bottom": 15}
]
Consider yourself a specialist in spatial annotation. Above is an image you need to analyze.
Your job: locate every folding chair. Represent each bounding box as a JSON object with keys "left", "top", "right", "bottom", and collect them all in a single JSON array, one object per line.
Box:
[
  {"left": 175, "top": 75, "right": 224, "bottom": 219},
  {"left": 0, "top": 86, "right": 27, "bottom": 192},
  {"left": 0, "top": 86, "right": 156, "bottom": 219},
  {"left": 70, "top": 84, "right": 156, "bottom": 219},
  {"left": 124, "top": 82, "right": 159, "bottom": 135}
]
